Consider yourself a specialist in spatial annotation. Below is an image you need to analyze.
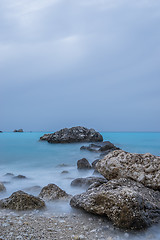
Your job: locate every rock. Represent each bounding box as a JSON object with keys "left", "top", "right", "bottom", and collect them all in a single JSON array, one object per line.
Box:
[
  {"left": 0, "top": 131, "right": 3, "bottom": 133},
  {"left": 61, "top": 171, "right": 69, "bottom": 174},
  {"left": 70, "top": 178, "right": 160, "bottom": 230},
  {"left": 0, "top": 182, "right": 6, "bottom": 192},
  {"left": 71, "top": 177, "right": 107, "bottom": 188},
  {"left": 80, "top": 141, "right": 119, "bottom": 153},
  {"left": 13, "top": 175, "right": 27, "bottom": 179},
  {"left": 96, "top": 150, "right": 160, "bottom": 190},
  {"left": 39, "top": 184, "right": 70, "bottom": 201},
  {"left": 0, "top": 191, "right": 45, "bottom": 210},
  {"left": 13, "top": 129, "right": 23, "bottom": 132},
  {"left": 77, "top": 158, "right": 91, "bottom": 169},
  {"left": 91, "top": 159, "right": 100, "bottom": 169},
  {"left": 4, "top": 173, "right": 14, "bottom": 177},
  {"left": 40, "top": 126, "right": 103, "bottom": 143}
]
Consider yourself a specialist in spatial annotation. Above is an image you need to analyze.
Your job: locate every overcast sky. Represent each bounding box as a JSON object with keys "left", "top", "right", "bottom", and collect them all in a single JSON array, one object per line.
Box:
[{"left": 0, "top": 0, "right": 160, "bottom": 132}]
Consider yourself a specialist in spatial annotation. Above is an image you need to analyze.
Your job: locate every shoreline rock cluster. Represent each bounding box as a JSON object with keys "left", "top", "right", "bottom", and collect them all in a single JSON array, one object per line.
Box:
[{"left": 0, "top": 126, "right": 160, "bottom": 235}]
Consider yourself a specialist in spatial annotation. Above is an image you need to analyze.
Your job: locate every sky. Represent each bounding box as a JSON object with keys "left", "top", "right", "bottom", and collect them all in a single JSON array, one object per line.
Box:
[{"left": 0, "top": 0, "right": 160, "bottom": 132}]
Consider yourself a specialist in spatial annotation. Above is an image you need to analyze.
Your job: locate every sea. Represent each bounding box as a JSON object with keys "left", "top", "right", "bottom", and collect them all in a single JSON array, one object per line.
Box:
[{"left": 0, "top": 132, "right": 160, "bottom": 240}]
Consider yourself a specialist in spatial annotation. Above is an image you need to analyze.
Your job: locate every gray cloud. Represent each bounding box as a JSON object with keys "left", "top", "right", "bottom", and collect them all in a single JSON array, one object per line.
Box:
[{"left": 1, "top": 0, "right": 160, "bottom": 131}]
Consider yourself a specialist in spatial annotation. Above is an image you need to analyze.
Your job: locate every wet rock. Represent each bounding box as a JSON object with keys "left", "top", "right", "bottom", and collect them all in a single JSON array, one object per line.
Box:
[
  {"left": 70, "top": 178, "right": 160, "bottom": 230},
  {"left": 92, "top": 159, "right": 100, "bottom": 169},
  {"left": 61, "top": 171, "right": 69, "bottom": 174},
  {"left": 13, "top": 129, "right": 23, "bottom": 132},
  {"left": 96, "top": 150, "right": 160, "bottom": 190},
  {"left": 0, "top": 131, "right": 3, "bottom": 133},
  {"left": 0, "top": 191, "right": 45, "bottom": 210},
  {"left": 39, "top": 183, "right": 70, "bottom": 201},
  {"left": 77, "top": 158, "right": 91, "bottom": 169},
  {"left": 4, "top": 173, "right": 14, "bottom": 177},
  {"left": 71, "top": 177, "right": 107, "bottom": 188},
  {"left": 80, "top": 141, "right": 119, "bottom": 153},
  {"left": 40, "top": 126, "right": 103, "bottom": 143},
  {"left": 13, "top": 175, "right": 27, "bottom": 179},
  {"left": 0, "top": 182, "right": 6, "bottom": 192}
]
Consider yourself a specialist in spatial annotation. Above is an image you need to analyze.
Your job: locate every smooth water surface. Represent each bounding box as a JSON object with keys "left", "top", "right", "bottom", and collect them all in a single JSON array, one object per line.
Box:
[{"left": 0, "top": 132, "right": 160, "bottom": 240}]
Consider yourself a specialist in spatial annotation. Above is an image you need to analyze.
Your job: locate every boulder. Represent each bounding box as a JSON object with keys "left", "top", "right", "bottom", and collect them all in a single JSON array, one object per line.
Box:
[
  {"left": 70, "top": 178, "right": 160, "bottom": 230},
  {"left": 40, "top": 126, "right": 103, "bottom": 143},
  {"left": 4, "top": 173, "right": 14, "bottom": 177},
  {"left": 77, "top": 158, "right": 91, "bottom": 169},
  {"left": 13, "top": 129, "right": 23, "bottom": 132},
  {"left": 0, "top": 191, "right": 45, "bottom": 210},
  {"left": 71, "top": 177, "right": 107, "bottom": 188},
  {"left": 0, "top": 131, "right": 3, "bottom": 133},
  {"left": 96, "top": 150, "right": 160, "bottom": 190},
  {"left": 39, "top": 184, "right": 70, "bottom": 201},
  {"left": 0, "top": 182, "right": 6, "bottom": 192}
]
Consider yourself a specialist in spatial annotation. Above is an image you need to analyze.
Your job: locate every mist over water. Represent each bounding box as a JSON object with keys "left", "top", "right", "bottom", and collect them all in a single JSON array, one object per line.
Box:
[{"left": 0, "top": 132, "right": 160, "bottom": 240}]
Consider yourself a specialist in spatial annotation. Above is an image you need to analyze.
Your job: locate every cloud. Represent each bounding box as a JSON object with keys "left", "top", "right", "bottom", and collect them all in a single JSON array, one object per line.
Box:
[{"left": 0, "top": 0, "right": 160, "bottom": 131}]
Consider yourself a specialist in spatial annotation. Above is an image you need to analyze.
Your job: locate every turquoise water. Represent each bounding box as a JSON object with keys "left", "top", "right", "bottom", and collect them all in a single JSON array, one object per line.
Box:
[{"left": 0, "top": 132, "right": 160, "bottom": 240}]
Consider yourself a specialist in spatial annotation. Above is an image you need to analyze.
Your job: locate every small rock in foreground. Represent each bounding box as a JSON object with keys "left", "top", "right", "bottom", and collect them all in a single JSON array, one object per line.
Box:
[
  {"left": 0, "top": 191, "right": 45, "bottom": 210},
  {"left": 39, "top": 183, "right": 71, "bottom": 201}
]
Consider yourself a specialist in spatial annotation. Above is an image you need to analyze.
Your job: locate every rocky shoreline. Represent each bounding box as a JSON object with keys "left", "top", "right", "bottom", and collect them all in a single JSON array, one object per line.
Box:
[{"left": 0, "top": 127, "right": 160, "bottom": 239}]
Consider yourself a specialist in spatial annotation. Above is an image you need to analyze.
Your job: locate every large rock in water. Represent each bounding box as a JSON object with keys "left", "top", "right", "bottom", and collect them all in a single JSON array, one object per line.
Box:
[
  {"left": 96, "top": 150, "right": 160, "bottom": 190},
  {"left": 40, "top": 126, "right": 103, "bottom": 143},
  {"left": 39, "top": 184, "right": 70, "bottom": 201},
  {"left": 70, "top": 178, "right": 160, "bottom": 230},
  {"left": 0, "top": 191, "right": 45, "bottom": 210}
]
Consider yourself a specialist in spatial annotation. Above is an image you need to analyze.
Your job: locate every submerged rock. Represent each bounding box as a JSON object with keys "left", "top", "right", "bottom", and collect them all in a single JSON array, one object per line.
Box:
[
  {"left": 71, "top": 177, "right": 107, "bottom": 188},
  {"left": 80, "top": 141, "right": 119, "bottom": 153},
  {"left": 40, "top": 126, "right": 103, "bottom": 143},
  {"left": 61, "top": 170, "right": 69, "bottom": 174},
  {"left": 23, "top": 186, "right": 42, "bottom": 194},
  {"left": 0, "top": 182, "right": 6, "bottom": 192},
  {"left": 96, "top": 150, "right": 160, "bottom": 190},
  {"left": 13, "top": 175, "right": 27, "bottom": 179},
  {"left": 13, "top": 129, "right": 23, "bottom": 132},
  {"left": 70, "top": 178, "right": 160, "bottom": 230},
  {"left": 4, "top": 173, "right": 14, "bottom": 177},
  {"left": 77, "top": 158, "right": 91, "bottom": 169},
  {"left": 0, "top": 191, "right": 45, "bottom": 210},
  {"left": 39, "top": 184, "right": 70, "bottom": 201}
]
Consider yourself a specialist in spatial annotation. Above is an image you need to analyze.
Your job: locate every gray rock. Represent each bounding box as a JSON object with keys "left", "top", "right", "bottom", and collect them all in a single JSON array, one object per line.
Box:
[
  {"left": 40, "top": 126, "right": 103, "bottom": 143},
  {"left": 4, "top": 173, "right": 14, "bottom": 177},
  {"left": 70, "top": 178, "right": 160, "bottom": 230},
  {"left": 80, "top": 141, "right": 119, "bottom": 153},
  {"left": 13, "top": 129, "right": 23, "bottom": 132},
  {"left": 91, "top": 159, "right": 100, "bottom": 169},
  {"left": 71, "top": 177, "right": 107, "bottom": 188},
  {"left": 77, "top": 158, "right": 91, "bottom": 169},
  {"left": 96, "top": 150, "right": 160, "bottom": 190},
  {"left": 0, "top": 182, "right": 6, "bottom": 192},
  {"left": 13, "top": 175, "right": 27, "bottom": 179},
  {"left": 0, "top": 191, "right": 45, "bottom": 210},
  {"left": 39, "top": 183, "right": 70, "bottom": 201},
  {"left": 61, "top": 171, "right": 69, "bottom": 174}
]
